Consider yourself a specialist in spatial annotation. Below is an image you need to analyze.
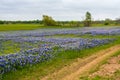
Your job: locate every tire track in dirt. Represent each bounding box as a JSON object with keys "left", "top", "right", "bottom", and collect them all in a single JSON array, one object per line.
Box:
[{"left": 41, "top": 45, "right": 120, "bottom": 80}]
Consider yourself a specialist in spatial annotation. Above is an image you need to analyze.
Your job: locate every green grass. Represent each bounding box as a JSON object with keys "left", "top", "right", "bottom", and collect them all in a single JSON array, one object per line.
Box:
[
  {"left": 2, "top": 37, "right": 120, "bottom": 80},
  {"left": 92, "top": 23, "right": 120, "bottom": 27},
  {"left": 111, "top": 51, "right": 120, "bottom": 57},
  {"left": 0, "top": 40, "right": 49, "bottom": 56},
  {"left": 45, "top": 34, "right": 120, "bottom": 39},
  {"left": 0, "top": 41, "right": 21, "bottom": 55},
  {"left": 0, "top": 24, "right": 79, "bottom": 31},
  {"left": 0, "top": 23, "right": 119, "bottom": 31},
  {"left": 0, "top": 24, "right": 42, "bottom": 31}
]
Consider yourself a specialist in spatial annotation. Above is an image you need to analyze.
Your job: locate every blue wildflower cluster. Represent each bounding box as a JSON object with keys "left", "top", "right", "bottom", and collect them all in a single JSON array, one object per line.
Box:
[
  {"left": 0, "top": 27, "right": 120, "bottom": 74},
  {"left": 59, "top": 39, "right": 115, "bottom": 50},
  {"left": 0, "top": 27, "right": 120, "bottom": 38},
  {"left": 0, "top": 38, "right": 115, "bottom": 74},
  {"left": 0, "top": 47, "right": 53, "bottom": 74}
]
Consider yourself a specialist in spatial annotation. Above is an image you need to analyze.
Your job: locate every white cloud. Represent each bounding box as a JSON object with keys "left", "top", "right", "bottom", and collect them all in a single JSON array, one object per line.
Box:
[{"left": 0, "top": 0, "right": 119, "bottom": 21}]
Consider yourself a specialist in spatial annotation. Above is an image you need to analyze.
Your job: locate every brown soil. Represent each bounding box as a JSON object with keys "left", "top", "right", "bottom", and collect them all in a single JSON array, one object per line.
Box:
[
  {"left": 41, "top": 45, "right": 120, "bottom": 80},
  {"left": 89, "top": 55, "right": 120, "bottom": 78}
]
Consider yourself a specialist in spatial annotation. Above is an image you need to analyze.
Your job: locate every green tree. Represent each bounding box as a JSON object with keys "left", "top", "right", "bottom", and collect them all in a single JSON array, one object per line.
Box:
[
  {"left": 115, "top": 18, "right": 120, "bottom": 25},
  {"left": 104, "top": 18, "right": 111, "bottom": 25},
  {"left": 42, "top": 15, "right": 57, "bottom": 26},
  {"left": 0, "top": 20, "right": 4, "bottom": 24},
  {"left": 70, "top": 21, "right": 80, "bottom": 27},
  {"left": 84, "top": 12, "right": 92, "bottom": 27}
]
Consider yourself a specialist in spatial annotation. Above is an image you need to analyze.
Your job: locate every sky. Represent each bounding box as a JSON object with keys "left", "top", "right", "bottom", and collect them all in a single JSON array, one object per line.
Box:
[{"left": 0, "top": 0, "right": 120, "bottom": 21}]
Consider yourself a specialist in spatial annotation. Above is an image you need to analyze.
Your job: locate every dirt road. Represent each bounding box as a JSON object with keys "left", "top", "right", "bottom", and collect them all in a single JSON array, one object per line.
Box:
[{"left": 41, "top": 45, "right": 120, "bottom": 80}]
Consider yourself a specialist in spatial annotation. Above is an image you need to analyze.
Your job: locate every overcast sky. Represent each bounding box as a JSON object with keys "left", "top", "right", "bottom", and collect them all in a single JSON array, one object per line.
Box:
[{"left": 0, "top": 0, "right": 120, "bottom": 21}]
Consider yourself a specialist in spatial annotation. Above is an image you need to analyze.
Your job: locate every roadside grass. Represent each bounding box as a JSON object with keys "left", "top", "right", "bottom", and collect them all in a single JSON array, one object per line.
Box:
[
  {"left": 2, "top": 38, "right": 120, "bottom": 80},
  {"left": 112, "top": 51, "right": 120, "bottom": 57},
  {"left": 79, "top": 49, "right": 120, "bottom": 80},
  {"left": 88, "top": 69, "right": 120, "bottom": 80}
]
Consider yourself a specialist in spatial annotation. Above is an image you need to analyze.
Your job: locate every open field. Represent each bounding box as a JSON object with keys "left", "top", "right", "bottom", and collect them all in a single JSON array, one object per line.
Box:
[
  {"left": 0, "top": 24, "right": 42, "bottom": 31},
  {"left": 0, "top": 0, "right": 120, "bottom": 79},
  {"left": 0, "top": 26, "right": 120, "bottom": 80},
  {"left": 0, "top": 24, "right": 120, "bottom": 31},
  {"left": 0, "top": 24, "right": 79, "bottom": 31}
]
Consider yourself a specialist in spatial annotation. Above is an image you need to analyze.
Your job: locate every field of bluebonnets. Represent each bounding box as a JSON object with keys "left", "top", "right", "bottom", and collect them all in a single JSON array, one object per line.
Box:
[{"left": 0, "top": 27, "right": 120, "bottom": 77}]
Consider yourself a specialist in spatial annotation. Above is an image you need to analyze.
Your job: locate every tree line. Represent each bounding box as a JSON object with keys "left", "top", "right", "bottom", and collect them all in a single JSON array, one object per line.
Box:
[
  {"left": 42, "top": 12, "right": 120, "bottom": 27},
  {"left": 0, "top": 20, "right": 42, "bottom": 24},
  {"left": 0, "top": 12, "right": 120, "bottom": 27}
]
